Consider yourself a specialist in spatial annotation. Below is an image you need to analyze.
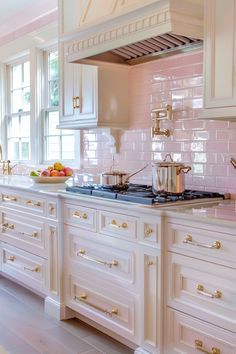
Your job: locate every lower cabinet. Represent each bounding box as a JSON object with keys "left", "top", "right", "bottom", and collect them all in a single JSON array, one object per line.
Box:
[{"left": 166, "top": 309, "right": 236, "bottom": 354}]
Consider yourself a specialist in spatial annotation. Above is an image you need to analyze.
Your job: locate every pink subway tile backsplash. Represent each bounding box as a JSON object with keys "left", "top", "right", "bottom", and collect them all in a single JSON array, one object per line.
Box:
[{"left": 80, "top": 49, "right": 236, "bottom": 196}]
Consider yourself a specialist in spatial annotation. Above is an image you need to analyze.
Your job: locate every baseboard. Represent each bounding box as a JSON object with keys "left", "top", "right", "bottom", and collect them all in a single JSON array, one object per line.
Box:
[{"left": 44, "top": 296, "right": 76, "bottom": 320}]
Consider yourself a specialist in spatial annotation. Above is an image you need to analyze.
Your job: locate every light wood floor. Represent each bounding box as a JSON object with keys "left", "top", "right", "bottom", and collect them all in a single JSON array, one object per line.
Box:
[{"left": 0, "top": 275, "right": 134, "bottom": 354}]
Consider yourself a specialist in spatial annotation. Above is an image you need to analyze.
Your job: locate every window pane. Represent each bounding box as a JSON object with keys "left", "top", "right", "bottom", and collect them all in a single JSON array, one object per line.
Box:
[
  {"left": 12, "top": 64, "right": 22, "bottom": 89},
  {"left": 47, "top": 136, "right": 60, "bottom": 160},
  {"left": 21, "top": 139, "right": 30, "bottom": 160},
  {"left": 12, "top": 89, "right": 23, "bottom": 113},
  {"left": 23, "top": 61, "right": 30, "bottom": 86},
  {"left": 8, "top": 116, "right": 19, "bottom": 137},
  {"left": 62, "top": 135, "right": 75, "bottom": 160},
  {"left": 46, "top": 111, "right": 59, "bottom": 135},
  {"left": 8, "top": 138, "right": 19, "bottom": 160},
  {"left": 49, "top": 52, "right": 58, "bottom": 80},
  {"left": 49, "top": 80, "right": 59, "bottom": 106},
  {"left": 23, "top": 87, "right": 30, "bottom": 111},
  {"left": 21, "top": 115, "right": 30, "bottom": 137}
]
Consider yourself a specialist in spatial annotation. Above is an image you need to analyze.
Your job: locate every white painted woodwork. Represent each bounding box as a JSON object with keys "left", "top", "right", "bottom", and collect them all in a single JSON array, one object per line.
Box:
[
  {"left": 140, "top": 246, "right": 162, "bottom": 354},
  {"left": 65, "top": 273, "right": 139, "bottom": 343},
  {"left": 64, "top": 202, "right": 97, "bottom": 231},
  {"left": 167, "top": 252, "right": 236, "bottom": 332},
  {"left": 165, "top": 309, "right": 236, "bottom": 354},
  {"left": 98, "top": 210, "right": 137, "bottom": 240},
  {"left": 59, "top": 43, "right": 129, "bottom": 129},
  {"left": 166, "top": 218, "right": 236, "bottom": 267},
  {"left": 0, "top": 210, "right": 47, "bottom": 257},
  {"left": 0, "top": 189, "right": 46, "bottom": 216},
  {"left": 65, "top": 225, "right": 136, "bottom": 285},
  {"left": 202, "top": 0, "right": 236, "bottom": 120},
  {"left": 0, "top": 243, "right": 48, "bottom": 294}
]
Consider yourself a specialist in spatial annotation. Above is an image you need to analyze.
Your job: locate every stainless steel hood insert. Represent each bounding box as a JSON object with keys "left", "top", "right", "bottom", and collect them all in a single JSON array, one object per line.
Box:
[{"left": 66, "top": 0, "right": 203, "bottom": 66}]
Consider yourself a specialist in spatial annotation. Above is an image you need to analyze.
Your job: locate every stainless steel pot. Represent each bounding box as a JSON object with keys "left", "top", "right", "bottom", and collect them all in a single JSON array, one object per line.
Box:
[
  {"left": 152, "top": 154, "right": 191, "bottom": 194},
  {"left": 100, "top": 164, "right": 148, "bottom": 189}
]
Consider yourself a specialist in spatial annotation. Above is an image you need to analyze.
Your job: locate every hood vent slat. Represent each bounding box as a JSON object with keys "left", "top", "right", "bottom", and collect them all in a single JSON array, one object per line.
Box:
[{"left": 110, "top": 33, "right": 202, "bottom": 65}]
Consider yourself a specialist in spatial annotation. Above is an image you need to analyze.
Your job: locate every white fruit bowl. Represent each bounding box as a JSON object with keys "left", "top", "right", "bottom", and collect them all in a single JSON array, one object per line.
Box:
[{"left": 30, "top": 176, "right": 71, "bottom": 183}]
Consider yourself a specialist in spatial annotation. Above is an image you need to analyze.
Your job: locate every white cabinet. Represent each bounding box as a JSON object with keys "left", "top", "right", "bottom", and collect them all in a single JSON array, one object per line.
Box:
[
  {"left": 202, "top": 0, "right": 236, "bottom": 120},
  {"left": 164, "top": 216, "right": 236, "bottom": 353},
  {"left": 59, "top": 43, "right": 129, "bottom": 129}
]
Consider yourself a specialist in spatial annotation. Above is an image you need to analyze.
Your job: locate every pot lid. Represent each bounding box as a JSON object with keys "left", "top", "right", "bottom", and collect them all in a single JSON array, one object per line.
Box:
[{"left": 101, "top": 170, "right": 128, "bottom": 176}]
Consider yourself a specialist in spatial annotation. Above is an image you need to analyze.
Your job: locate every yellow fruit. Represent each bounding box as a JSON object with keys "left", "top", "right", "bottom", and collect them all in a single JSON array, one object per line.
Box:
[{"left": 53, "top": 162, "right": 64, "bottom": 171}]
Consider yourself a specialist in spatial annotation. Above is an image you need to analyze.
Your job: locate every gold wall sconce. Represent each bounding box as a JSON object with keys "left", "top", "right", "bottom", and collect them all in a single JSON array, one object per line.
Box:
[{"left": 151, "top": 104, "right": 173, "bottom": 137}]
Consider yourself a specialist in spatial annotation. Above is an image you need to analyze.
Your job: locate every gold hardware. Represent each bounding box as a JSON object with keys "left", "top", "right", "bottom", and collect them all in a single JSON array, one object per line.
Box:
[
  {"left": 50, "top": 227, "right": 55, "bottom": 237},
  {"left": 1, "top": 223, "right": 14, "bottom": 230},
  {"left": 73, "top": 96, "right": 80, "bottom": 109},
  {"left": 8, "top": 255, "right": 15, "bottom": 261},
  {"left": 196, "top": 284, "right": 222, "bottom": 299},
  {"left": 151, "top": 104, "right": 172, "bottom": 137},
  {"left": 144, "top": 227, "right": 153, "bottom": 238},
  {"left": 147, "top": 260, "right": 154, "bottom": 266},
  {"left": 26, "top": 200, "right": 41, "bottom": 207},
  {"left": 18, "top": 230, "right": 38, "bottom": 238},
  {"left": 77, "top": 249, "right": 119, "bottom": 268},
  {"left": 183, "top": 235, "right": 221, "bottom": 249},
  {"left": 23, "top": 266, "right": 40, "bottom": 272},
  {"left": 75, "top": 294, "right": 119, "bottom": 316},
  {"left": 72, "top": 211, "right": 88, "bottom": 219},
  {"left": 110, "top": 219, "right": 128, "bottom": 229},
  {"left": 2, "top": 195, "right": 17, "bottom": 202},
  {"left": 32, "top": 232, "right": 38, "bottom": 238},
  {"left": 195, "top": 339, "right": 221, "bottom": 354},
  {"left": 48, "top": 204, "right": 55, "bottom": 213}
]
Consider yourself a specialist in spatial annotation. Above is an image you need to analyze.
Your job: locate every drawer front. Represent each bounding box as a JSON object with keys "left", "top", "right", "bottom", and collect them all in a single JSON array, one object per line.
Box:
[
  {"left": 167, "top": 220, "right": 236, "bottom": 265},
  {"left": 1, "top": 190, "right": 45, "bottom": 216},
  {"left": 64, "top": 203, "right": 96, "bottom": 231},
  {"left": 1, "top": 243, "right": 48, "bottom": 293},
  {"left": 0, "top": 211, "right": 47, "bottom": 257},
  {"left": 167, "top": 253, "right": 236, "bottom": 330},
  {"left": 65, "top": 225, "right": 136, "bottom": 285},
  {"left": 166, "top": 309, "right": 236, "bottom": 354},
  {"left": 99, "top": 211, "right": 137, "bottom": 240},
  {"left": 66, "top": 274, "right": 137, "bottom": 341}
]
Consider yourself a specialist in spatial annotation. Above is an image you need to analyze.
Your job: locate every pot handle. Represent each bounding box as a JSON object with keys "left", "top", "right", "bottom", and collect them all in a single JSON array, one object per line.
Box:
[
  {"left": 124, "top": 163, "right": 149, "bottom": 183},
  {"left": 177, "top": 166, "right": 191, "bottom": 175},
  {"left": 163, "top": 153, "right": 173, "bottom": 162}
]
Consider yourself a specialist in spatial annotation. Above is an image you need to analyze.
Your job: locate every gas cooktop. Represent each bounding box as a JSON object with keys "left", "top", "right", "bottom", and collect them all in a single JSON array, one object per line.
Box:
[{"left": 66, "top": 184, "right": 225, "bottom": 206}]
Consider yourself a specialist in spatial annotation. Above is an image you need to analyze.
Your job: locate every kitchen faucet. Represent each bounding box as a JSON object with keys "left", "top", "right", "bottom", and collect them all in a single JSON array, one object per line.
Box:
[{"left": 0, "top": 144, "right": 14, "bottom": 175}]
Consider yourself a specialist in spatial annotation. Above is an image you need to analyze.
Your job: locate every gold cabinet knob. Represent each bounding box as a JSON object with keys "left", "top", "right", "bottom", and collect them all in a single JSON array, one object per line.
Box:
[
  {"left": 8, "top": 255, "right": 15, "bottom": 261},
  {"left": 145, "top": 226, "right": 153, "bottom": 237}
]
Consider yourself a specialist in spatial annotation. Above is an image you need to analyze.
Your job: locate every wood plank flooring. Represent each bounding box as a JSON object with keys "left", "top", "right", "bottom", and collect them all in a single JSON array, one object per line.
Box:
[{"left": 0, "top": 275, "right": 134, "bottom": 354}]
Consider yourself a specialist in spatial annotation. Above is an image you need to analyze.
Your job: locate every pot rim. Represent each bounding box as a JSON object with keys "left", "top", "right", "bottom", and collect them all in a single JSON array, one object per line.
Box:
[{"left": 152, "top": 161, "right": 185, "bottom": 167}]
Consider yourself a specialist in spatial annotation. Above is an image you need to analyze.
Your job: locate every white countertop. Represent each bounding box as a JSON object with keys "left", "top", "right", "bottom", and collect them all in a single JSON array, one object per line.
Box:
[{"left": 0, "top": 175, "right": 235, "bottom": 226}]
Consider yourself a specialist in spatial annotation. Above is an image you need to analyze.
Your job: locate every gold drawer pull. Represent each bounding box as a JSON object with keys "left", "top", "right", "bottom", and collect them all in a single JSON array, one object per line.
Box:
[
  {"left": 110, "top": 219, "right": 128, "bottom": 229},
  {"left": 8, "top": 255, "right": 15, "bottom": 261},
  {"left": 195, "top": 339, "right": 221, "bottom": 354},
  {"left": 77, "top": 249, "right": 119, "bottom": 268},
  {"left": 23, "top": 266, "right": 40, "bottom": 272},
  {"left": 3, "top": 195, "right": 17, "bottom": 202},
  {"left": 1, "top": 223, "right": 15, "bottom": 230},
  {"left": 74, "top": 294, "right": 118, "bottom": 316},
  {"left": 18, "top": 231, "right": 38, "bottom": 238},
  {"left": 196, "top": 284, "right": 222, "bottom": 299},
  {"left": 144, "top": 227, "right": 153, "bottom": 238},
  {"left": 73, "top": 96, "right": 80, "bottom": 109},
  {"left": 25, "top": 200, "right": 41, "bottom": 207},
  {"left": 72, "top": 211, "right": 88, "bottom": 219},
  {"left": 183, "top": 235, "right": 221, "bottom": 249},
  {"left": 48, "top": 204, "right": 55, "bottom": 212}
]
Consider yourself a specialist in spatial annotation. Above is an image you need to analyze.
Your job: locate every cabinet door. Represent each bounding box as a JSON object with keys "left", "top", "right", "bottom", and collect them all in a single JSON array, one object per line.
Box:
[
  {"left": 203, "top": 0, "right": 236, "bottom": 118},
  {"left": 60, "top": 44, "right": 98, "bottom": 128}
]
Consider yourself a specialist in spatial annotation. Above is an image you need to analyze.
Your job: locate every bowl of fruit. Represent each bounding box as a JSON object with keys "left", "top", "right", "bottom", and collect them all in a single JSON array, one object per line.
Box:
[{"left": 30, "top": 162, "right": 73, "bottom": 183}]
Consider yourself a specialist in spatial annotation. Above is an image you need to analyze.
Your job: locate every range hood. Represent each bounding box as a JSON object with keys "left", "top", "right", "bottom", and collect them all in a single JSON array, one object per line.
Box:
[{"left": 66, "top": 0, "right": 203, "bottom": 66}]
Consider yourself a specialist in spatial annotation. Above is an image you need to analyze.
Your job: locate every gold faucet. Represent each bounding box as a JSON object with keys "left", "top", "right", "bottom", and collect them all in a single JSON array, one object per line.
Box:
[
  {"left": 151, "top": 105, "right": 172, "bottom": 137},
  {"left": 0, "top": 144, "right": 14, "bottom": 175}
]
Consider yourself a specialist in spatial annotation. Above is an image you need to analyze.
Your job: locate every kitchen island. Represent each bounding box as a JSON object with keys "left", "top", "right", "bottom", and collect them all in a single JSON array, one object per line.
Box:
[{"left": 0, "top": 176, "right": 235, "bottom": 354}]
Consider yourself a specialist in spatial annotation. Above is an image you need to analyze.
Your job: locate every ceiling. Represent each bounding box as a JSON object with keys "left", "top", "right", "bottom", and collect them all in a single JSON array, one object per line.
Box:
[{"left": 0, "top": 0, "right": 57, "bottom": 38}]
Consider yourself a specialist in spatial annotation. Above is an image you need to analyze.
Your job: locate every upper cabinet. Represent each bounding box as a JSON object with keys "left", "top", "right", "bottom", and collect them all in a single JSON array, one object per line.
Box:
[
  {"left": 201, "top": 0, "right": 236, "bottom": 120},
  {"left": 59, "top": 0, "right": 156, "bottom": 37},
  {"left": 59, "top": 43, "right": 129, "bottom": 129}
]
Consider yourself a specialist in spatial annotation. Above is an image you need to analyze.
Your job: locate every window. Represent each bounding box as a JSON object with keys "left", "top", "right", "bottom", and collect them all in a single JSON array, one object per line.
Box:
[
  {"left": 7, "top": 59, "right": 31, "bottom": 161},
  {"left": 43, "top": 50, "right": 75, "bottom": 162}
]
